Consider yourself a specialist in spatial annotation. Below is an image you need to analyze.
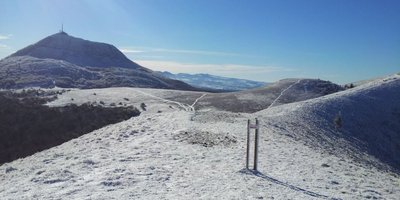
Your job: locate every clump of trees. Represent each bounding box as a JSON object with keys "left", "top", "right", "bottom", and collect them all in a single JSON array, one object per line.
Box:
[
  {"left": 344, "top": 83, "right": 355, "bottom": 89},
  {"left": 0, "top": 92, "right": 140, "bottom": 165}
]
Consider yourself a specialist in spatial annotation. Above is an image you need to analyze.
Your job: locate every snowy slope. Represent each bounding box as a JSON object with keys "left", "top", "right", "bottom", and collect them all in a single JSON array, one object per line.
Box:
[
  {"left": 1, "top": 75, "right": 399, "bottom": 199},
  {"left": 0, "top": 56, "right": 197, "bottom": 90},
  {"left": 256, "top": 74, "right": 400, "bottom": 170}
]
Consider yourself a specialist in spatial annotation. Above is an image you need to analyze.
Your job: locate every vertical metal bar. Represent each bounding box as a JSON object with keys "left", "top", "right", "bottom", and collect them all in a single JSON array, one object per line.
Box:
[
  {"left": 246, "top": 119, "right": 250, "bottom": 169},
  {"left": 254, "top": 118, "right": 259, "bottom": 171}
]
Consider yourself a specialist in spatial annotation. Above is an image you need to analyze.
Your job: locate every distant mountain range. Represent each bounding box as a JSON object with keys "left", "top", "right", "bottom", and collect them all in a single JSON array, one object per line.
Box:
[
  {"left": 0, "top": 32, "right": 196, "bottom": 90},
  {"left": 156, "top": 71, "right": 268, "bottom": 91}
]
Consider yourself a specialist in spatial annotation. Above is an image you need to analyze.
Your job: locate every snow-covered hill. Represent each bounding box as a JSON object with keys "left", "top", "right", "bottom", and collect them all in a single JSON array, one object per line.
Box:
[
  {"left": 9, "top": 32, "right": 143, "bottom": 69},
  {"left": 257, "top": 74, "right": 400, "bottom": 170},
  {"left": 0, "top": 32, "right": 197, "bottom": 90},
  {"left": 0, "top": 75, "right": 399, "bottom": 199},
  {"left": 156, "top": 71, "right": 268, "bottom": 91}
]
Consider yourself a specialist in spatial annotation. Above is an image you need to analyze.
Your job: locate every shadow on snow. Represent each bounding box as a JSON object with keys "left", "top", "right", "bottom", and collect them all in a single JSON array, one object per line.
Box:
[{"left": 239, "top": 168, "right": 338, "bottom": 199}]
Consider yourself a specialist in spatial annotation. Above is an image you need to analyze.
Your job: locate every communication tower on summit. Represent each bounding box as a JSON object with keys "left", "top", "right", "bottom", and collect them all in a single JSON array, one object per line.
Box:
[{"left": 60, "top": 24, "right": 64, "bottom": 33}]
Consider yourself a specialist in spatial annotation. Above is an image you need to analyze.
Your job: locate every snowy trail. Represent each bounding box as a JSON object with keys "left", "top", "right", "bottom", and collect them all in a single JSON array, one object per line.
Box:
[
  {"left": 189, "top": 93, "right": 207, "bottom": 111},
  {"left": 133, "top": 89, "right": 191, "bottom": 111},
  {"left": 133, "top": 89, "right": 207, "bottom": 112},
  {"left": 267, "top": 79, "right": 301, "bottom": 109}
]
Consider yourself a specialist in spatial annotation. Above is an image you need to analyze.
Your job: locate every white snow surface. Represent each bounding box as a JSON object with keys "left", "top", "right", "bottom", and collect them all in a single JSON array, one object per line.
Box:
[{"left": 1, "top": 75, "right": 400, "bottom": 199}]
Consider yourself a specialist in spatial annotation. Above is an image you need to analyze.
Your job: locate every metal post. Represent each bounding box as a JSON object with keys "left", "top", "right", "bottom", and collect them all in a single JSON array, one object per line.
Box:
[
  {"left": 254, "top": 118, "right": 259, "bottom": 171},
  {"left": 246, "top": 119, "right": 250, "bottom": 169}
]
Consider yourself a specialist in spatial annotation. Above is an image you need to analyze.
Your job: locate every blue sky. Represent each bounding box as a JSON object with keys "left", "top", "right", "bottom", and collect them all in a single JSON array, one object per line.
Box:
[{"left": 0, "top": 0, "right": 399, "bottom": 84}]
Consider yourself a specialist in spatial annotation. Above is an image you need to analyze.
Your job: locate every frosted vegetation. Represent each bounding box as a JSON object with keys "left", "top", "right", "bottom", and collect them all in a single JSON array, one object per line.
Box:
[{"left": 0, "top": 89, "right": 140, "bottom": 165}]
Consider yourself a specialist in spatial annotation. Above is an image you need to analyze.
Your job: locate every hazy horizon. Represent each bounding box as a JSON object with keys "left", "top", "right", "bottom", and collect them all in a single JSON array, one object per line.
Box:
[{"left": 0, "top": 0, "right": 399, "bottom": 84}]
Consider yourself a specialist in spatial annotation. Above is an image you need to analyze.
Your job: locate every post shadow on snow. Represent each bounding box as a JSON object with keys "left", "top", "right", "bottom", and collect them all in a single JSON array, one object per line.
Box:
[{"left": 239, "top": 168, "right": 338, "bottom": 200}]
